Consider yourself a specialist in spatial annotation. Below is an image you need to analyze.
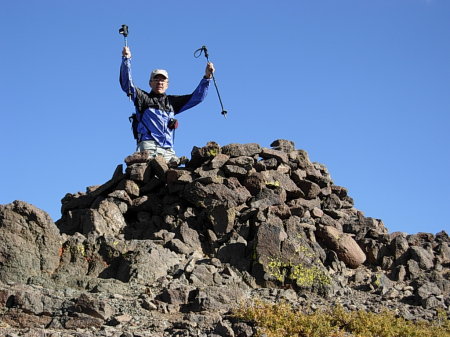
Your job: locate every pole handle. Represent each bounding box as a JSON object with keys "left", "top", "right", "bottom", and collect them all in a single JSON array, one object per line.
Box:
[
  {"left": 194, "top": 45, "right": 227, "bottom": 118},
  {"left": 119, "top": 24, "right": 129, "bottom": 37}
]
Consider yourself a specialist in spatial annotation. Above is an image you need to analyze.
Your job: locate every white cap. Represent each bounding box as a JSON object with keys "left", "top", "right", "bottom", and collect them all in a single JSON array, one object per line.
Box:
[{"left": 150, "top": 69, "right": 169, "bottom": 81}]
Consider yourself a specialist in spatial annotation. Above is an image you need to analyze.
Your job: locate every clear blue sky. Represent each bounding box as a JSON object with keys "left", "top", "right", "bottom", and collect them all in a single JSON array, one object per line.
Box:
[{"left": 1, "top": 0, "right": 448, "bottom": 235}]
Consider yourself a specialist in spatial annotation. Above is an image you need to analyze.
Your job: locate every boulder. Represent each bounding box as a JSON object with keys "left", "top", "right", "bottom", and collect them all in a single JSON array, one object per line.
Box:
[
  {"left": 221, "top": 143, "right": 261, "bottom": 157},
  {"left": 318, "top": 226, "right": 366, "bottom": 268},
  {"left": 0, "top": 201, "right": 61, "bottom": 283},
  {"left": 409, "top": 246, "right": 435, "bottom": 270},
  {"left": 295, "top": 179, "right": 321, "bottom": 199},
  {"left": 189, "top": 141, "right": 221, "bottom": 167},
  {"left": 124, "top": 151, "right": 150, "bottom": 165},
  {"left": 270, "top": 139, "right": 295, "bottom": 153},
  {"left": 260, "top": 147, "right": 289, "bottom": 164},
  {"left": 207, "top": 205, "right": 236, "bottom": 235}
]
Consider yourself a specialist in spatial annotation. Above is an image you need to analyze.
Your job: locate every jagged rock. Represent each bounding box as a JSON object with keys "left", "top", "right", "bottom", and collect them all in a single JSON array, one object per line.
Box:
[
  {"left": 189, "top": 141, "right": 221, "bottom": 168},
  {"left": 409, "top": 246, "right": 435, "bottom": 270},
  {"left": 64, "top": 314, "right": 104, "bottom": 330},
  {"left": 270, "top": 139, "right": 295, "bottom": 153},
  {"left": 252, "top": 217, "right": 286, "bottom": 282},
  {"left": 322, "top": 194, "right": 342, "bottom": 210},
  {"left": 0, "top": 201, "right": 61, "bottom": 283},
  {"left": 179, "top": 223, "right": 202, "bottom": 252},
  {"left": 371, "top": 273, "right": 394, "bottom": 296},
  {"left": 407, "top": 259, "right": 423, "bottom": 279},
  {"left": 1, "top": 139, "right": 448, "bottom": 336},
  {"left": 221, "top": 143, "right": 261, "bottom": 157},
  {"left": 209, "top": 153, "right": 230, "bottom": 169},
  {"left": 189, "top": 264, "right": 217, "bottom": 286},
  {"left": 389, "top": 233, "right": 410, "bottom": 261},
  {"left": 255, "top": 157, "right": 278, "bottom": 171},
  {"left": 124, "top": 242, "right": 183, "bottom": 284},
  {"left": 217, "top": 236, "right": 249, "bottom": 270},
  {"left": 269, "top": 204, "right": 292, "bottom": 219},
  {"left": 194, "top": 166, "right": 225, "bottom": 180},
  {"left": 250, "top": 187, "right": 285, "bottom": 209},
  {"left": 214, "top": 319, "right": 235, "bottom": 337},
  {"left": 166, "top": 168, "right": 191, "bottom": 184},
  {"left": 222, "top": 164, "right": 248, "bottom": 178},
  {"left": 261, "top": 170, "right": 303, "bottom": 199},
  {"left": 416, "top": 282, "right": 444, "bottom": 309},
  {"left": 158, "top": 285, "right": 191, "bottom": 306},
  {"left": 107, "top": 189, "right": 132, "bottom": 210},
  {"left": 150, "top": 156, "right": 169, "bottom": 180},
  {"left": 277, "top": 163, "right": 291, "bottom": 174},
  {"left": 126, "top": 163, "right": 149, "bottom": 182},
  {"left": 260, "top": 147, "right": 289, "bottom": 164},
  {"left": 207, "top": 205, "right": 236, "bottom": 235},
  {"left": 167, "top": 238, "right": 192, "bottom": 255},
  {"left": 110, "top": 313, "right": 133, "bottom": 326},
  {"left": 408, "top": 232, "right": 435, "bottom": 247},
  {"left": 289, "top": 149, "right": 312, "bottom": 169},
  {"left": 75, "top": 293, "right": 113, "bottom": 320},
  {"left": 243, "top": 172, "right": 265, "bottom": 195},
  {"left": 140, "top": 176, "right": 165, "bottom": 194},
  {"left": 116, "top": 179, "right": 140, "bottom": 198},
  {"left": 362, "top": 238, "right": 389, "bottom": 265},
  {"left": 86, "top": 199, "right": 127, "bottom": 236},
  {"left": 295, "top": 179, "right": 321, "bottom": 199},
  {"left": 184, "top": 181, "right": 248, "bottom": 208},
  {"left": 288, "top": 197, "right": 321, "bottom": 214},
  {"left": 60, "top": 192, "right": 96, "bottom": 215},
  {"left": 232, "top": 322, "right": 254, "bottom": 337},
  {"left": 124, "top": 151, "right": 150, "bottom": 165},
  {"left": 130, "top": 194, "right": 162, "bottom": 214},
  {"left": 188, "top": 285, "right": 247, "bottom": 312},
  {"left": 226, "top": 156, "right": 255, "bottom": 170},
  {"left": 0, "top": 283, "right": 65, "bottom": 316}
]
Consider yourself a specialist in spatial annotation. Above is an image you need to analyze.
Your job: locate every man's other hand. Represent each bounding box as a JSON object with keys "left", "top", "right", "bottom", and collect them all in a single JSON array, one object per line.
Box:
[{"left": 205, "top": 62, "right": 215, "bottom": 79}]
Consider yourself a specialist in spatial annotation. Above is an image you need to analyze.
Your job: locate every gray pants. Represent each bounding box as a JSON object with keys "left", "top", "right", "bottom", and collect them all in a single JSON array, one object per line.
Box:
[{"left": 137, "top": 140, "right": 177, "bottom": 162}]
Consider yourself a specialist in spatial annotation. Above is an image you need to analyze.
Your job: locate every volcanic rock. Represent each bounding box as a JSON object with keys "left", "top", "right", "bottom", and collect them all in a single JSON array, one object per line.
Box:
[{"left": 0, "top": 139, "right": 448, "bottom": 336}]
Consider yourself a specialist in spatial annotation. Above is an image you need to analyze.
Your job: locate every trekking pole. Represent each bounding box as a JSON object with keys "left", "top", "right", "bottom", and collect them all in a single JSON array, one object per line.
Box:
[
  {"left": 119, "top": 25, "right": 131, "bottom": 101},
  {"left": 194, "top": 46, "right": 228, "bottom": 118}
]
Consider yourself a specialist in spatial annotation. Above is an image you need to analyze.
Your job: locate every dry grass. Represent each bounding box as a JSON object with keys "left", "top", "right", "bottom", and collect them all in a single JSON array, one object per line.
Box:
[{"left": 233, "top": 300, "right": 450, "bottom": 337}]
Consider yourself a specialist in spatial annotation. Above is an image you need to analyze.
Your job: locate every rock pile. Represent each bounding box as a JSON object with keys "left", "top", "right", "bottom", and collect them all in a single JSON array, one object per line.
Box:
[{"left": 0, "top": 140, "right": 448, "bottom": 336}]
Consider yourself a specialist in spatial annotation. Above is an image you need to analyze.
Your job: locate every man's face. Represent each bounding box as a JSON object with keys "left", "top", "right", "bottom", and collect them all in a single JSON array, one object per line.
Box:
[{"left": 150, "top": 75, "right": 169, "bottom": 94}]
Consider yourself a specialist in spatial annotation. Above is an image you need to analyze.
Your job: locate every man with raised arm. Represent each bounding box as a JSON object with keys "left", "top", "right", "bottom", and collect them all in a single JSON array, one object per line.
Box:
[{"left": 120, "top": 46, "right": 215, "bottom": 163}]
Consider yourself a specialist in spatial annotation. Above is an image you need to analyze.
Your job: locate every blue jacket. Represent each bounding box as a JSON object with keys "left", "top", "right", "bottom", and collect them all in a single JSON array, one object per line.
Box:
[{"left": 120, "top": 57, "right": 210, "bottom": 148}]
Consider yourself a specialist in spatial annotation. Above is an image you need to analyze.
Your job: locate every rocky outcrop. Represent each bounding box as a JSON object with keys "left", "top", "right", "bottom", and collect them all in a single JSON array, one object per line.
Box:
[
  {"left": 0, "top": 139, "right": 448, "bottom": 336},
  {"left": 0, "top": 201, "right": 61, "bottom": 283}
]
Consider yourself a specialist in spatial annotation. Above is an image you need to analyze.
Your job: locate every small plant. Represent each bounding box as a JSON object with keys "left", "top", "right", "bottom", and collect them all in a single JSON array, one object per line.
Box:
[
  {"left": 265, "top": 180, "right": 281, "bottom": 187},
  {"left": 290, "top": 263, "right": 331, "bottom": 288},
  {"left": 234, "top": 301, "right": 450, "bottom": 337},
  {"left": 68, "top": 243, "right": 86, "bottom": 258},
  {"left": 372, "top": 272, "right": 382, "bottom": 288},
  {"left": 267, "top": 259, "right": 287, "bottom": 283},
  {"left": 206, "top": 147, "right": 219, "bottom": 157},
  {"left": 76, "top": 244, "right": 86, "bottom": 256},
  {"left": 267, "top": 258, "right": 331, "bottom": 289},
  {"left": 295, "top": 245, "right": 315, "bottom": 259}
]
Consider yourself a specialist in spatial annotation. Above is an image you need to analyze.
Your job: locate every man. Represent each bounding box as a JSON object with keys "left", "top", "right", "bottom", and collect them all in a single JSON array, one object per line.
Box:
[{"left": 120, "top": 46, "right": 215, "bottom": 163}]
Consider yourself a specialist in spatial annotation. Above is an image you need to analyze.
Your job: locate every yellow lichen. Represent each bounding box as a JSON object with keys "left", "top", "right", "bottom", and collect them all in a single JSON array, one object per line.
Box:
[{"left": 267, "top": 257, "right": 330, "bottom": 288}]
